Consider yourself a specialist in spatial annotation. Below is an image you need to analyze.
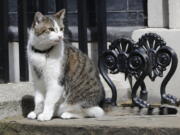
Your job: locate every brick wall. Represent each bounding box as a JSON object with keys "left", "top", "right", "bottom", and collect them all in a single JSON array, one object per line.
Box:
[
  {"left": 8, "top": 0, "right": 147, "bottom": 27},
  {"left": 106, "top": 0, "right": 147, "bottom": 26}
]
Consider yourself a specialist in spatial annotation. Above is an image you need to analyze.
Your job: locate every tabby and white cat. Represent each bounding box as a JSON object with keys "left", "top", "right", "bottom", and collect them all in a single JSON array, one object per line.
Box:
[{"left": 27, "top": 9, "right": 105, "bottom": 121}]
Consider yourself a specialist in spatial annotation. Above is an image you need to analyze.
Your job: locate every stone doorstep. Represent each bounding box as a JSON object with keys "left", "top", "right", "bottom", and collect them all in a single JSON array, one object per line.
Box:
[
  {"left": 1, "top": 82, "right": 180, "bottom": 134},
  {"left": 0, "top": 73, "right": 131, "bottom": 120},
  {"left": 0, "top": 73, "right": 174, "bottom": 120},
  {"left": 1, "top": 112, "right": 180, "bottom": 135}
]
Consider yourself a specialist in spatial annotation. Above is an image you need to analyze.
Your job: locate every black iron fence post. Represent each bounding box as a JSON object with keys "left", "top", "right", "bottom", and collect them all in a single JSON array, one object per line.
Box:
[
  {"left": 77, "top": 0, "right": 88, "bottom": 54},
  {"left": 38, "top": 0, "right": 48, "bottom": 14},
  {"left": 96, "top": 0, "right": 107, "bottom": 56},
  {"left": 96, "top": 0, "right": 117, "bottom": 105},
  {"left": 18, "top": 0, "right": 29, "bottom": 81},
  {"left": 56, "top": 0, "right": 67, "bottom": 11},
  {"left": 0, "top": 0, "right": 9, "bottom": 83}
]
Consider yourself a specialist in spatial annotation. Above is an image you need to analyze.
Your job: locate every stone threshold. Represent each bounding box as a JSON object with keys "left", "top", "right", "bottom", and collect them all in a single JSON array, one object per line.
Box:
[
  {"left": 0, "top": 74, "right": 131, "bottom": 120},
  {"left": 1, "top": 113, "right": 180, "bottom": 135},
  {"left": 1, "top": 82, "right": 180, "bottom": 135}
]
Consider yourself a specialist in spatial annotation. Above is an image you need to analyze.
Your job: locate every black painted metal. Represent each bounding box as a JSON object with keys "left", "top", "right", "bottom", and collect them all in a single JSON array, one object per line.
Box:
[
  {"left": 96, "top": 0, "right": 115, "bottom": 105},
  {"left": 38, "top": 0, "right": 48, "bottom": 14},
  {"left": 130, "top": 48, "right": 150, "bottom": 108},
  {"left": 99, "top": 55, "right": 117, "bottom": 106},
  {"left": 99, "top": 33, "right": 179, "bottom": 108},
  {"left": 0, "top": 0, "right": 9, "bottom": 83},
  {"left": 159, "top": 46, "right": 179, "bottom": 105},
  {"left": 96, "top": 0, "right": 107, "bottom": 57},
  {"left": 139, "top": 81, "right": 148, "bottom": 101},
  {"left": 77, "top": 0, "right": 88, "bottom": 54},
  {"left": 56, "top": 0, "right": 67, "bottom": 11},
  {"left": 18, "top": 0, "right": 29, "bottom": 81}
]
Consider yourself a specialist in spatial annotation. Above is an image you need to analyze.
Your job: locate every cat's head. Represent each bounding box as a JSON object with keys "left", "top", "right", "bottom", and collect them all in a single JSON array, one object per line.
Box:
[{"left": 28, "top": 9, "right": 65, "bottom": 50}]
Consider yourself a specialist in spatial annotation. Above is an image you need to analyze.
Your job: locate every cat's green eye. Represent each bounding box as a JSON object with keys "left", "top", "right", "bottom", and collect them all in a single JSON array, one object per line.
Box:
[{"left": 48, "top": 27, "right": 55, "bottom": 31}]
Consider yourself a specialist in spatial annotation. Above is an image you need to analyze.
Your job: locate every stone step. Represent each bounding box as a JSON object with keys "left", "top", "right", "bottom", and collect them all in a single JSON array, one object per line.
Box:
[
  {"left": 0, "top": 77, "right": 131, "bottom": 120},
  {"left": 0, "top": 82, "right": 33, "bottom": 120},
  {"left": 1, "top": 82, "right": 180, "bottom": 135},
  {"left": 1, "top": 112, "right": 180, "bottom": 135}
]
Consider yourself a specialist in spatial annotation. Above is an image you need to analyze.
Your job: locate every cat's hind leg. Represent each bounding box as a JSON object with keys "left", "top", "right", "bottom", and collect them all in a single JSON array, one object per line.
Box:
[
  {"left": 57, "top": 103, "right": 84, "bottom": 119},
  {"left": 57, "top": 103, "right": 104, "bottom": 119},
  {"left": 61, "top": 106, "right": 105, "bottom": 119},
  {"left": 61, "top": 112, "right": 83, "bottom": 119}
]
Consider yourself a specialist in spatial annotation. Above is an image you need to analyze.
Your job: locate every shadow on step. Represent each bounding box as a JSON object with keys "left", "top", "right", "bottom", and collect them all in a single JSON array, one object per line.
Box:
[{"left": 21, "top": 95, "right": 34, "bottom": 117}]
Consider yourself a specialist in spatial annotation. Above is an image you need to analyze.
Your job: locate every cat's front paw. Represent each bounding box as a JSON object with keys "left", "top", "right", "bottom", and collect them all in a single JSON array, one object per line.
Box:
[
  {"left": 37, "top": 113, "right": 52, "bottom": 121},
  {"left": 27, "top": 111, "right": 37, "bottom": 119}
]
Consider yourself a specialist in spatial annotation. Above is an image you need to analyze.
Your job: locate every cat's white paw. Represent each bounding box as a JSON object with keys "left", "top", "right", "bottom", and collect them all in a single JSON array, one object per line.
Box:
[
  {"left": 61, "top": 112, "right": 73, "bottom": 119},
  {"left": 37, "top": 113, "right": 52, "bottom": 121},
  {"left": 27, "top": 111, "right": 37, "bottom": 119}
]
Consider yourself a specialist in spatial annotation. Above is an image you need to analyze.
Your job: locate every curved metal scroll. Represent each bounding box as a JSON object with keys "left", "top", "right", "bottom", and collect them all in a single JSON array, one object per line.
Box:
[
  {"left": 137, "top": 33, "right": 166, "bottom": 81},
  {"left": 98, "top": 38, "right": 134, "bottom": 106},
  {"left": 128, "top": 48, "right": 150, "bottom": 107},
  {"left": 156, "top": 46, "right": 179, "bottom": 105},
  {"left": 99, "top": 33, "right": 179, "bottom": 108},
  {"left": 99, "top": 52, "right": 117, "bottom": 106}
]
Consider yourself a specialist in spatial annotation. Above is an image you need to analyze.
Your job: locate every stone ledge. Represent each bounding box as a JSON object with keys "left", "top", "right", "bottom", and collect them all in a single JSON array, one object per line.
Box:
[
  {"left": 0, "top": 82, "right": 33, "bottom": 120},
  {"left": 1, "top": 113, "right": 180, "bottom": 135},
  {"left": 1, "top": 82, "right": 180, "bottom": 135},
  {"left": 0, "top": 74, "right": 131, "bottom": 120},
  {"left": 1, "top": 72, "right": 170, "bottom": 120}
]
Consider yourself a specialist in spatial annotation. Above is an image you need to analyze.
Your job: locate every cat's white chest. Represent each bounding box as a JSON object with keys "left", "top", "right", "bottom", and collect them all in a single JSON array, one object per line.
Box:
[
  {"left": 28, "top": 51, "right": 47, "bottom": 69},
  {"left": 29, "top": 49, "right": 63, "bottom": 80},
  {"left": 43, "top": 57, "right": 61, "bottom": 81}
]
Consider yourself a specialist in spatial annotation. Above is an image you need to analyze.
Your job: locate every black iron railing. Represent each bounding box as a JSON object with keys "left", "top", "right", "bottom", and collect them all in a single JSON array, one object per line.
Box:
[
  {"left": 0, "top": 0, "right": 107, "bottom": 83},
  {"left": 0, "top": 0, "right": 9, "bottom": 83},
  {"left": 100, "top": 33, "right": 179, "bottom": 107},
  {"left": 18, "top": 0, "right": 29, "bottom": 81}
]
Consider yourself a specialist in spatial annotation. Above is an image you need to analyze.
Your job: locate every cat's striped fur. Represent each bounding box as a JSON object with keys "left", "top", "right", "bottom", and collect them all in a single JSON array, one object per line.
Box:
[
  {"left": 27, "top": 9, "right": 105, "bottom": 121},
  {"left": 64, "top": 45, "right": 105, "bottom": 108}
]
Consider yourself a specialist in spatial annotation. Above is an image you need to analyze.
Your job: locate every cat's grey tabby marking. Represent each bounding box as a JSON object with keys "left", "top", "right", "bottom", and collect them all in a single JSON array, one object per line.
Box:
[{"left": 27, "top": 9, "right": 105, "bottom": 121}]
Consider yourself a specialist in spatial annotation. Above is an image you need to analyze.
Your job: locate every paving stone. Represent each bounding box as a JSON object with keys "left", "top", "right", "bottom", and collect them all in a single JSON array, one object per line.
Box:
[{"left": 1, "top": 109, "right": 180, "bottom": 135}]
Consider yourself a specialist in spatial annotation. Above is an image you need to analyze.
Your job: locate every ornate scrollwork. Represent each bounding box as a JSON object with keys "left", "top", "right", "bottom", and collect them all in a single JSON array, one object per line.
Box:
[
  {"left": 102, "top": 51, "right": 118, "bottom": 73},
  {"left": 127, "top": 48, "right": 148, "bottom": 77},
  {"left": 99, "top": 38, "right": 134, "bottom": 105},
  {"left": 137, "top": 33, "right": 166, "bottom": 80},
  {"left": 99, "top": 33, "right": 179, "bottom": 108},
  {"left": 110, "top": 38, "right": 135, "bottom": 74},
  {"left": 156, "top": 49, "right": 171, "bottom": 68}
]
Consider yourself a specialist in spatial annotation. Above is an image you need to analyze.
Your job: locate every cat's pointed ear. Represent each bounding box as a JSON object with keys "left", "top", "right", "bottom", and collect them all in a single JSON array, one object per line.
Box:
[
  {"left": 33, "top": 12, "right": 45, "bottom": 26},
  {"left": 54, "top": 9, "right": 66, "bottom": 19}
]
